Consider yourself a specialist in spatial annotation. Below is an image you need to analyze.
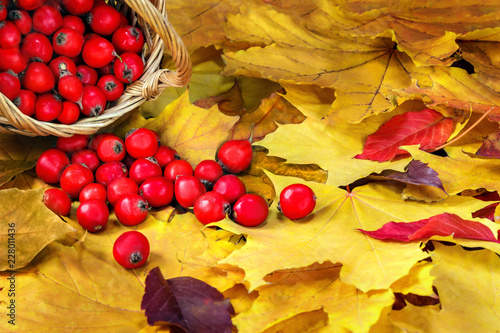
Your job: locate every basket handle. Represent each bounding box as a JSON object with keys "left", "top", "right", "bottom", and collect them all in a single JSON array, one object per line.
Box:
[{"left": 124, "top": 0, "right": 192, "bottom": 89}]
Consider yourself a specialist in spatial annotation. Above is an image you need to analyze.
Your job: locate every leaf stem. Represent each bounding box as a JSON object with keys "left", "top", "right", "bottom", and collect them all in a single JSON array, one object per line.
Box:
[{"left": 431, "top": 107, "right": 495, "bottom": 151}]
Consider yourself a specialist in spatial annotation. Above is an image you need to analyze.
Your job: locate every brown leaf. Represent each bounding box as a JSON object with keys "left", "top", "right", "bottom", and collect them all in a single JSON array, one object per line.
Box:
[
  {"left": 230, "top": 92, "right": 306, "bottom": 141},
  {"left": 141, "top": 267, "right": 234, "bottom": 332},
  {"left": 476, "top": 131, "right": 500, "bottom": 157}
]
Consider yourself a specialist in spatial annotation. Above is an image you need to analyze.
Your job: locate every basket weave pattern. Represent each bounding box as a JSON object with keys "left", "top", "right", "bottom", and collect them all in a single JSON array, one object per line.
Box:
[{"left": 0, "top": 0, "right": 192, "bottom": 137}]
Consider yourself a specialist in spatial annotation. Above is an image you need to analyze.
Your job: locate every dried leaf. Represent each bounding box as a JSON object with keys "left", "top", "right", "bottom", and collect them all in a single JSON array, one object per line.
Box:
[
  {"left": 141, "top": 267, "right": 234, "bottom": 332},
  {"left": 116, "top": 91, "right": 238, "bottom": 166},
  {"left": 233, "top": 262, "right": 393, "bottom": 333},
  {"left": 213, "top": 173, "right": 489, "bottom": 292},
  {"left": 0, "top": 188, "right": 78, "bottom": 270},
  {"left": 0, "top": 160, "right": 36, "bottom": 186},
  {"left": 390, "top": 243, "right": 500, "bottom": 332},
  {"left": 376, "top": 160, "right": 446, "bottom": 192},
  {"left": 359, "top": 213, "right": 500, "bottom": 243},
  {"left": 476, "top": 131, "right": 500, "bottom": 157},
  {"left": 355, "top": 109, "right": 454, "bottom": 162}
]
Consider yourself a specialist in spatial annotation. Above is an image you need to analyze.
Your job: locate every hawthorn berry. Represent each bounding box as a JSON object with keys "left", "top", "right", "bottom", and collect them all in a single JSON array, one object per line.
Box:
[
  {"left": 79, "top": 182, "right": 107, "bottom": 202},
  {"left": 164, "top": 159, "right": 193, "bottom": 182},
  {"left": 36, "top": 148, "right": 70, "bottom": 184},
  {"left": 154, "top": 145, "right": 178, "bottom": 169},
  {"left": 232, "top": 194, "right": 269, "bottom": 227},
  {"left": 70, "top": 149, "right": 100, "bottom": 172},
  {"left": 278, "top": 184, "right": 316, "bottom": 220},
  {"left": 96, "top": 134, "right": 126, "bottom": 162},
  {"left": 216, "top": 139, "right": 253, "bottom": 174},
  {"left": 113, "top": 231, "right": 150, "bottom": 269},
  {"left": 60, "top": 163, "right": 94, "bottom": 199},
  {"left": 194, "top": 160, "right": 223, "bottom": 190},
  {"left": 212, "top": 174, "right": 246, "bottom": 204},
  {"left": 124, "top": 128, "right": 159, "bottom": 159},
  {"left": 107, "top": 176, "right": 139, "bottom": 206},
  {"left": 174, "top": 174, "right": 206, "bottom": 208},
  {"left": 43, "top": 188, "right": 71, "bottom": 216},
  {"left": 194, "top": 191, "right": 230, "bottom": 225},
  {"left": 95, "top": 161, "right": 128, "bottom": 188},
  {"left": 139, "top": 176, "right": 174, "bottom": 208},
  {"left": 56, "top": 134, "right": 89, "bottom": 154},
  {"left": 129, "top": 157, "right": 162, "bottom": 185},
  {"left": 77, "top": 199, "right": 109, "bottom": 232},
  {"left": 114, "top": 193, "right": 149, "bottom": 226}
]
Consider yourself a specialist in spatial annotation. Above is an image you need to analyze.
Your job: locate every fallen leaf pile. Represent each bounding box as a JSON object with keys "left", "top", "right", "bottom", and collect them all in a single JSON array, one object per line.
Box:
[{"left": 2, "top": 0, "right": 500, "bottom": 332}]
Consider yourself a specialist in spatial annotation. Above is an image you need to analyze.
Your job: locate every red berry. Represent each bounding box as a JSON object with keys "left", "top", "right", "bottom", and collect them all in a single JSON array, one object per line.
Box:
[
  {"left": 113, "top": 231, "right": 150, "bottom": 269},
  {"left": 114, "top": 52, "right": 144, "bottom": 83},
  {"left": 70, "top": 149, "right": 100, "bottom": 172},
  {"left": 58, "top": 71, "right": 83, "bottom": 102},
  {"left": 61, "top": 0, "right": 94, "bottom": 15},
  {"left": 112, "top": 25, "right": 145, "bottom": 54},
  {"left": 82, "top": 36, "right": 116, "bottom": 68},
  {"left": 35, "top": 93, "right": 63, "bottom": 122},
  {"left": 13, "top": 89, "right": 36, "bottom": 116},
  {"left": 107, "top": 176, "right": 138, "bottom": 206},
  {"left": 32, "top": 4, "right": 63, "bottom": 35},
  {"left": 60, "top": 163, "right": 94, "bottom": 199},
  {"left": 129, "top": 157, "right": 162, "bottom": 185},
  {"left": 76, "top": 64, "right": 98, "bottom": 85},
  {"left": 194, "top": 191, "right": 230, "bottom": 225},
  {"left": 80, "top": 85, "right": 107, "bottom": 117},
  {"left": 77, "top": 199, "right": 109, "bottom": 232},
  {"left": 14, "top": 0, "right": 46, "bottom": 11},
  {"left": 52, "top": 28, "right": 85, "bottom": 58},
  {"left": 174, "top": 174, "right": 206, "bottom": 209},
  {"left": 87, "top": 4, "right": 121, "bottom": 36},
  {"left": 96, "top": 134, "right": 125, "bottom": 162},
  {"left": 88, "top": 132, "right": 113, "bottom": 151},
  {"left": 96, "top": 74, "right": 124, "bottom": 102},
  {"left": 22, "top": 62, "right": 55, "bottom": 94},
  {"left": 0, "top": 21, "right": 22, "bottom": 49},
  {"left": 139, "top": 176, "right": 174, "bottom": 208},
  {"left": 36, "top": 148, "right": 70, "bottom": 184},
  {"left": 57, "top": 101, "right": 81, "bottom": 125},
  {"left": 114, "top": 193, "right": 149, "bottom": 226},
  {"left": 194, "top": 160, "right": 223, "bottom": 189},
  {"left": 62, "top": 15, "right": 86, "bottom": 35},
  {"left": 0, "top": 71, "right": 21, "bottom": 101},
  {"left": 8, "top": 9, "right": 32, "bottom": 35},
  {"left": 232, "top": 194, "right": 269, "bottom": 227},
  {"left": 124, "top": 128, "right": 159, "bottom": 159},
  {"left": 95, "top": 161, "right": 128, "bottom": 188},
  {"left": 217, "top": 139, "right": 253, "bottom": 174},
  {"left": 212, "top": 174, "right": 246, "bottom": 204},
  {"left": 278, "top": 184, "right": 316, "bottom": 220},
  {"left": 154, "top": 145, "right": 178, "bottom": 169},
  {"left": 79, "top": 182, "right": 107, "bottom": 202},
  {"left": 20, "top": 32, "right": 53, "bottom": 63},
  {"left": 49, "top": 56, "right": 77, "bottom": 81},
  {"left": 43, "top": 188, "right": 71, "bottom": 216},
  {"left": 164, "top": 159, "right": 193, "bottom": 182},
  {"left": 56, "top": 134, "right": 89, "bottom": 154},
  {"left": 0, "top": 47, "right": 28, "bottom": 73}
]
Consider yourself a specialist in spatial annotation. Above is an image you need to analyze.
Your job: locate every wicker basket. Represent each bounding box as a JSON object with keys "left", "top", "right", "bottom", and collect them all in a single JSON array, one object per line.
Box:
[{"left": 0, "top": 0, "right": 191, "bottom": 137}]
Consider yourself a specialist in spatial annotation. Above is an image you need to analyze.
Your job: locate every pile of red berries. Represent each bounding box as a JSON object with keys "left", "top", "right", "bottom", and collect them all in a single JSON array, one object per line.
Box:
[
  {"left": 0, "top": 0, "right": 145, "bottom": 123},
  {"left": 37, "top": 128, "right": 317, "bottom": 268}
]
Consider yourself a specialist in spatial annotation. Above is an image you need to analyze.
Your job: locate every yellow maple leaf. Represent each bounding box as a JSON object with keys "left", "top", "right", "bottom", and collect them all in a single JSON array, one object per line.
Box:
[
  {"left": 390, "top": 243, "right": 500, "bottom": 332},
  {"left": 0, "top": 188, "right": 78, "bottom": 271},
  {"left": 222, "top": 4, "right": 417, "bottom": 123},
  {"left": 213, "top": 173, "right": 489, "bottom": 292},
  {"left": 403, "top": 145, "right": 500, "bottom": 195},
  {"left": 116, "top": 90, "right": 238, "bottom": 166},
  {"left": 233, "top": 262, "right": 394, "bottom": 333}
]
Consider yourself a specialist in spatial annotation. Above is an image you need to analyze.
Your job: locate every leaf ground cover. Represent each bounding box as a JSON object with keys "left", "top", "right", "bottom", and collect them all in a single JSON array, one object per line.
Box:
[{"left": 2, "top": 0, "right": 500, "bottom": 332}]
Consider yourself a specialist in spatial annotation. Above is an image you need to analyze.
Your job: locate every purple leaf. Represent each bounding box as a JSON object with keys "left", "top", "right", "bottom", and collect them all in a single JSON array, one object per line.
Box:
[{"left": 141, "top": 267, "right": 234, "bottom": 333}]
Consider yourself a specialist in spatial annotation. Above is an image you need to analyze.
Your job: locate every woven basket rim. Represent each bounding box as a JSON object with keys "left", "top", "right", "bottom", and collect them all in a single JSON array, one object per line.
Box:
[{"left": 0, "top": 0, "right": 191, "bottom": 137}]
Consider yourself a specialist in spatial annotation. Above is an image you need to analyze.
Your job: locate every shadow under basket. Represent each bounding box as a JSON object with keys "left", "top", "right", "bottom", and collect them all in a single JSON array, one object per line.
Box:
[{"left": 0, "top": 0, "right": 192, "bottom": 137}]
